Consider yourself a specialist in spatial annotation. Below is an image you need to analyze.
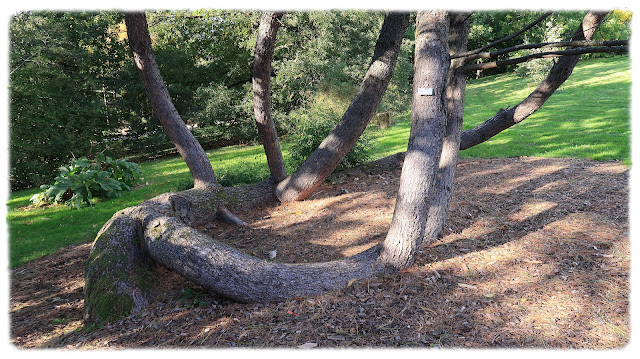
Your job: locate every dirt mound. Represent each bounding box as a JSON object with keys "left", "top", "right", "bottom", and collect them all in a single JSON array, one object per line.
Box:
[{"left": 10, "top": 157, "right": 629, "bottom": 349}]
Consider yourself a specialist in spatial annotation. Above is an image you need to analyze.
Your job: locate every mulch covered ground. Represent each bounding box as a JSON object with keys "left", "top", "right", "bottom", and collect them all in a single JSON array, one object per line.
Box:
[{"left": 9, "top": 157, "right": 630, "bottom": 349}]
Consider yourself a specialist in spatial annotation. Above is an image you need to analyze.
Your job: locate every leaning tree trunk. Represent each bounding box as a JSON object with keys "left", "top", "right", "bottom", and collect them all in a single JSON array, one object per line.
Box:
[
  {"left": 125, "top": 13, "right": 218, "bottom": 189},
  {"left": 275, "top": 12, "right": 410, "bottom": 203},
  {"left": 421, "top": 12, "right": 471, "bottom": 244},
  {"left": 459, "top": 11, "right": 607, "bottom": 150},
  {"left": 378, "top": 11, "right": 451, "bottom": 270},
  {"left": 253, "top": 11, "right": 287, "bottom": 182}
]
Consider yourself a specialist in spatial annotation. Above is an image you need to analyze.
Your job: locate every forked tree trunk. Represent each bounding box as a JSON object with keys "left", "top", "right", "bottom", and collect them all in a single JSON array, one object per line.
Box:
[
  {"left": 253, "top": 11, "right": 287, "bottom": 182},
  {"left": 275, "top": 12, "right": 410, "bottom": 203},
  {"left": 422, "top": 12, "right": 471, "bottom": 244},
  {"left": 378, "top": 11, "right": 451, "bottom": 270},
  {"left": 459, "top": 11, "right": 607, "bottom": 150},
  {"left": 125, "top": 13, "right": 218, "bottom": 189},
  {"left": 86, "top": 10, "right": 615, "bottom": 326}
]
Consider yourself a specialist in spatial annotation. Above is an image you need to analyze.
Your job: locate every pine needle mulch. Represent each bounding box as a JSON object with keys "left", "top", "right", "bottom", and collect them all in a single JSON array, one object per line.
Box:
[{"left": 10, "top": 157, "right": 629, "bottom": 349}]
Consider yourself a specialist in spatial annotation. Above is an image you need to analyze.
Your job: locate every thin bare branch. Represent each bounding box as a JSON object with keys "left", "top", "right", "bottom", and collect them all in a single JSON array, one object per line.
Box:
[
  {"left": 462, "top": 45, "right": 627, "bottom": 72},
  {"left": 453, "top": 11, "right": 553, "bottom": 59},
  {"left": 463, "top": 39, "right": 628, "bottom": 61}
]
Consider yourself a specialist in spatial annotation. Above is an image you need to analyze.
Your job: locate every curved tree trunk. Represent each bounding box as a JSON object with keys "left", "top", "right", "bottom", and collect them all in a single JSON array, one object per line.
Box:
[
  {"left": 459, "top": 11, "right": 607, "bottom": 150},
  {"left": 84, "top": 182, "right": 385, "bottom": 323},
  {"left": 253, "top": 11, "right": 287, "bottom": 182},
  {"left": 275, "top": 12, "right": 410, "bottom": 203},
  {"left": 143, "top": 207, "right": 385, "bottom": 303},
  {"left": 421, "top": 12, "right": 471, "bottom": 244},
  {"left": 378, "top": 11, "right": 450, "bottom": 270},
  {"left": 125, "top": 12, "right": 218, "bottom": 189}
]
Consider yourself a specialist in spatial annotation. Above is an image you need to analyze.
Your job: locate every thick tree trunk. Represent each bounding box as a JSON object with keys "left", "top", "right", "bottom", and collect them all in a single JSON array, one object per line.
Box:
[
  {"left": 422, "top": 12, "right": 471, "bottom": 244},
  {"left": 125, "top": 12, "right": 218, "bottom": 189},
  {"left": 378, "top": 11, "right": 450, "bottom": 270},
  {"left": 275, "top": 12, "right": 410, "bottom": 203},
  {"left": 253, "top": 11, "right": 287, "bottom": 182},
  {"left": 459, "top": 11, "right": 607, "bottom": 150}
]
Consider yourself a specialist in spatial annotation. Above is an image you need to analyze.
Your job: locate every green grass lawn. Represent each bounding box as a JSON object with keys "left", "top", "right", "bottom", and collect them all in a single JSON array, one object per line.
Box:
[{"left": 6, "top": 55, "right": 630, "bottom": 268}]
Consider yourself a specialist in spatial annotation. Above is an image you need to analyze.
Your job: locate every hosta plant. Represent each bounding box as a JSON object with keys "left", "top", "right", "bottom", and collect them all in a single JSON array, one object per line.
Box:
[{"left": 30, "top": 155, "right": 142, "bottom": 209}]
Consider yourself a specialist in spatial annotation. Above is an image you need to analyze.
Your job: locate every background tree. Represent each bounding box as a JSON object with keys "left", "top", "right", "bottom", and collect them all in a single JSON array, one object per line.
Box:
[{"left": 9, "top": 12, "right": 128, "bottom": 190}]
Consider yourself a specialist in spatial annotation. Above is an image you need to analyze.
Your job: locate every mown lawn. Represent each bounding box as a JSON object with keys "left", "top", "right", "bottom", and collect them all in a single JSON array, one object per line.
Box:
[
  {"left": 367, "top": 55, "right": 631, "bottom": 163},
  {"left": 6, "top": 55, "right": 630, "bottom": 268}
]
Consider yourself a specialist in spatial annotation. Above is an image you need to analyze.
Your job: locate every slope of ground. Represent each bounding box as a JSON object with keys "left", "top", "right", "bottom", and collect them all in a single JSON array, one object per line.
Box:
[{"left": 10, "top": 157, "right": 629, "bottom": 349}]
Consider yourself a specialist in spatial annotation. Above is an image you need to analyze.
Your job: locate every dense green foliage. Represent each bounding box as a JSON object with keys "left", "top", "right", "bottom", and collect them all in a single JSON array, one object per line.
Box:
[
  {"left": 30, "top": 154, "right": 142, "bottom": 209},
  {"left": 9, "top": 12, "right": 129, "bottom": 190}
]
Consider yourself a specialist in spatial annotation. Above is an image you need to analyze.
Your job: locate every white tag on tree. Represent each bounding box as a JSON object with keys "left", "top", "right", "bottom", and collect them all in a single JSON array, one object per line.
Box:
[{"left": 418, "top": 87, "right": 434, "bottom": 96}]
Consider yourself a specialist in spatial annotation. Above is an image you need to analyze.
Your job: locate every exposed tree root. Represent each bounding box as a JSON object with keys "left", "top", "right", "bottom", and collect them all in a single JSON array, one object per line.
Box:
[{"left": 217, "top": 207, "right": 250, "bottom": 227}]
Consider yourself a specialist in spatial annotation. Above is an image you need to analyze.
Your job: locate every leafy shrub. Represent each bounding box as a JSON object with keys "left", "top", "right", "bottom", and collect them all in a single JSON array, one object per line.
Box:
[
  {"left": 30, "top": 155, "right": 142, "bottom": 209},
  {"left": 216, "top": 156, "right": 270, "bottom": 187},
  {"left": 287, "top": 103, "right": 371, "bottom": 172},
  {"left": 514, "top": 57, "right": 554, "bottom": 83},
  {"left": 188, "top": 83, "right": 258, "bottom": 144}
]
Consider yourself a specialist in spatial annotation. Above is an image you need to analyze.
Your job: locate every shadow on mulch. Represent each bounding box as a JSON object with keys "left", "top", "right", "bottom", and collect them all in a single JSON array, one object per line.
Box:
[{"left": 10, "top": 157, "right": 629, "bottom": 349}]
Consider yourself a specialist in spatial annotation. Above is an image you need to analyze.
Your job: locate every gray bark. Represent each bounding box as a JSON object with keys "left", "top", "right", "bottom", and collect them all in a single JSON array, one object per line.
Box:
[
  {"left": 275, "top": 12, "right": 410, "bottom": 203},
  {"left": 144, "top": 212, "right": 384, "bottom": 303},
  {"left": 422, "top": 12, "right": 471, "bottom": 244},
  {"left": 253, "top": 11, "right": 287, "bottom": 182},
  {"left": 84, "top": 182, "right": 385, "bottom": 324},
  {"left": 378, "top": 11, "right": 450, "bottom": 270},
  {"left": 125, "top": 12, "right": 218, "bottom": 189},
  {"left": 459, "top": 11, "right": 608, "bottom": 150},
  {"left": 460, "top": 39, "right": 628, "bottom": 62}
]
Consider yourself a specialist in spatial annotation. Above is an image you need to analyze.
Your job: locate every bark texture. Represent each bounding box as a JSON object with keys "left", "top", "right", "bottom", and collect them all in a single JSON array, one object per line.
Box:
[
  {"left": 83, "top": 186, "right": 227, "bottom": 324},
  {"left": 275, "top": 12, "right": 410, "bottom": 203},
  {"left": 422, "top": 12, "right": 471, "bottom": 244},
  {"left": 84, "top": 183, "right": 385, "bottom": 324},
  {"left": 125, "top": 12, "right": 218, "bottom": 189},
  {"left": 462, "top": 45, "right": 626, "bottom": 72},
  {"left": 253, "top": 12, "right": 287, "bottom": 182},
  {"left": 459, "top": 11, "right": 607, "bottom": 151},
  {"left": 378, "top": 11, "right": 450, "bottom": 270},
  {"left": 144, "top": 214, "right": 384, "bottom": 303},
  {"left": 84, "top": 207, "right": 153, "bottom": 324}
]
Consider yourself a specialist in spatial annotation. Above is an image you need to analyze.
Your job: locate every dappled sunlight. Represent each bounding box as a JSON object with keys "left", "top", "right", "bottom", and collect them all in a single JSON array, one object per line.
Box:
[
  {"left": 532, "top": 179, "right": 570, "bottom": 194},
  {"left": 11, "top": 156, "right": 628, "bottom": 348},
  {"left": 508, "top": 201, "right": 557, "bottom": 222},
  {"left": 418, "top": 209, "right": 628, "bottom": 347},
  {"left": 476, "top": 162, "right": 565, "bottom": 195}
]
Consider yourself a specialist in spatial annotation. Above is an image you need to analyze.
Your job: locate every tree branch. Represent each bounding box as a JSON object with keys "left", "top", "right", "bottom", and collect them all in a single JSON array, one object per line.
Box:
[
  {"left": 459, "top": 11, "right": 610, "bottom": 151},
  {"left": 453, "top": 11, "right": 553, "bottom": 59},
  {"left": 461, "top": 39, "right": 628, "bottom": 62},
  {"left": 462, "top": 45, "right": 627, "bottom": 72}
]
